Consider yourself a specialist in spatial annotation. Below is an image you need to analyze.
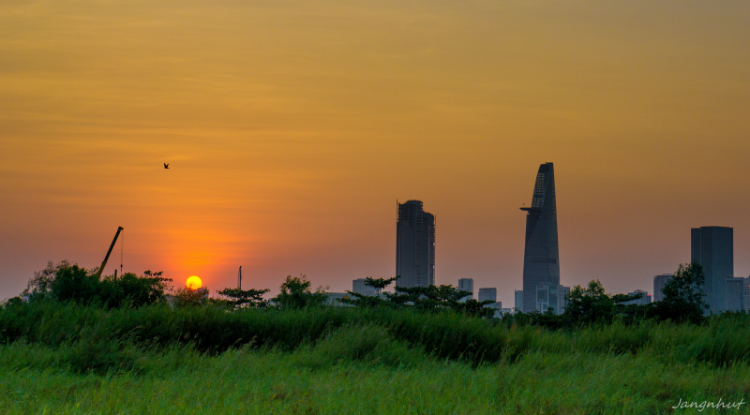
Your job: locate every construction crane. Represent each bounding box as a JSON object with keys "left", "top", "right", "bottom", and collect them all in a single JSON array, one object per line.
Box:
[{"left": 94, "top": 226, "right": 124, "bottom": 279}]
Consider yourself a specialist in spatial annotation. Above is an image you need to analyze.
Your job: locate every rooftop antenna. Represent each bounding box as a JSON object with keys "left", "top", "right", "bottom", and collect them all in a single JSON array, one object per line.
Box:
[{"left": 238, "top": 266, "right": 242, "bottom": 290}]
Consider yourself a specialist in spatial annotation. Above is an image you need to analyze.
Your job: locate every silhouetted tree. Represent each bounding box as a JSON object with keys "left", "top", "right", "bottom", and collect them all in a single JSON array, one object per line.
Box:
[
  {"left": 172, "top": 287, "right": 209, "bottom": 308},
  {"left": 217, "top": 287, "right": 270, "bottom": 307},
  {"left": 47, "top": 263, "right": 100, "bottom": 304},
  {"left": 273, "top": 275, "right": 327, "bottom": 308},
  {"left": 383, "top": 285, "right": 444, "bottom": 309},
  {"left": 341, "top": 276, "right": 399, "bottom": 307},
  {"left": 650, "top": 262, "right": 708, "bottom": 324},
  {"left": 563, "top": 280, "right": 616, "bottom": 324},
  {"left": 99, "top": 272, "right": 170, "bottom": 308},
  {"left": 364, "top": 276, "right": 400, "bottom": 295},
  {"left": 451, "top": 298, "right": 497, "bottom": 318},
  {"left": 23, "top": 260, "right": 169, "bottom": 308},
  {"left": 24, "top": 260, "right": 74, "bottom": 300},
  {"left": 381, "top": 284, "right": 491, "bottom": 314}
]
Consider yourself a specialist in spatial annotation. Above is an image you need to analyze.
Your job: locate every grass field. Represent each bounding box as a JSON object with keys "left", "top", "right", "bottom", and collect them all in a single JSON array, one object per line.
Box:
[{"left": 1, "top": 304, "right": 749, "bottom": 414}]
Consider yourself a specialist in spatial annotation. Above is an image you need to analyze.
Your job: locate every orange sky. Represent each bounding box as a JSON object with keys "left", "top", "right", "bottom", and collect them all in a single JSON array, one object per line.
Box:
[{"left": 2, "top": 0, "right": 750, "bottom": 306}]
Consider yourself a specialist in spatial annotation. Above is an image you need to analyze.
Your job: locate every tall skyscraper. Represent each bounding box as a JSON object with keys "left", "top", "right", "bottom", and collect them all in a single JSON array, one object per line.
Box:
[
  {"left": 478, "top": 288, "right": 497, "bottom": 302},
  {"left": 458, "top": 278, "right": 473, "bottom": 299},
  {"left": 653, "top": 274, "right": 672, "bottom": 302},
  {"left": 396, "top": 200, "right": 435, "bottom": 288},
  {"left": 691, "top": 226, "right": 733, "bottom": 312},
  {"left": 520, "top": 163, "right": 560, "bottom": 313}
]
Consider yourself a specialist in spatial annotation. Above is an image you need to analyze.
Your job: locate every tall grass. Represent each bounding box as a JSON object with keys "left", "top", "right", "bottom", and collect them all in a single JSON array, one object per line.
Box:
[
  {"left": 2, "top": 301, "right": 749, "bottom": 371},
  {"left": 1, "top": 302, "right": 749, "bottom": 414},
  {"left": 0, "top": 333, "right": 748, "bottom": 415}
]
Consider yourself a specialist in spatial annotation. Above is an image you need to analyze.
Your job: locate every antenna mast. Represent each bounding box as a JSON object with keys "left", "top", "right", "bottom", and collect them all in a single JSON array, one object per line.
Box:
[
  {"left": 238, "top": 266, "right": 242, "bottom": 290},
  {"left": 120, "top": 229, "right": 124, "bottom": 276}
]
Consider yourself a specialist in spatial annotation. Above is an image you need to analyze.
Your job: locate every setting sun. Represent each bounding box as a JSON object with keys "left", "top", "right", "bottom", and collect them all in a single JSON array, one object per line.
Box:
[{"left": 186, "top": 276, "right": 203, "bottom": 290}]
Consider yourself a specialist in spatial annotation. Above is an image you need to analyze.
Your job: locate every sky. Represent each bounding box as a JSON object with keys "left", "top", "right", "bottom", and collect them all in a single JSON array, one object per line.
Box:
[{"left": 1, "top": 0, "right": 750, "bottom": 307}]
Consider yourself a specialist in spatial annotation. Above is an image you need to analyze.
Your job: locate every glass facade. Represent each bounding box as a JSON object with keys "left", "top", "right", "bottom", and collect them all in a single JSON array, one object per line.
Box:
[
  {"left": 535, "top": 282, "right": 569, "bottom": 315},
  {"left": 653, "top": 274, "right": 671, "bottom": 302},
  {"left": 725, "top": 277, "right": 745, "bottom": 312},
  {"left": 514, "top": 289, "right": 524, "bottom": 312},
  {"left": 520, "top": 163, "right": 560, "bottom": 313},
  {"left": 691, "top": 226, "right": 733, "bottom": 312},
  {"left": 396, "top": 200, "right": 435, "bottom": 288},
  {"left": 478, "top": 287, "right": 497, "bottom": 303},
  {"left": 458, "top": 278, "right": 474, "bottom": 299}
]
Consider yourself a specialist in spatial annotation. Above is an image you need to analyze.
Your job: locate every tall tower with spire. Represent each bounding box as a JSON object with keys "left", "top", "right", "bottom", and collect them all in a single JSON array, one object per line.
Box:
[{"left": 520, "top": 163, "right": 560, "bottom": 313}]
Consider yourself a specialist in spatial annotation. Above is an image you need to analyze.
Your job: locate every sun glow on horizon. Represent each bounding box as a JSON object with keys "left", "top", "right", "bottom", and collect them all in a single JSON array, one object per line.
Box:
[{"left": 186, "top": 276, "right": 203, "bottom": 290}]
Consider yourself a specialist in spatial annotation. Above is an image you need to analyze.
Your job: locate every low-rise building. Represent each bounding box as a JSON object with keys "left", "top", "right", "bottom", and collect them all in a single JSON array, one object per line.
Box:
[
  {"left": 653, "top": 274, "right": 672, "bottom": 302},
  {"left": 478, "top": 288, "right": 497, "bottom": 303},
  {"left": 352, "top": 278, "right": 378, "bottom": 296},
  {"left": 515, "top": 290, "right": 524, "bottom": 312},
  {"left": 458, "top": 278, "right": 474, "bottom": 301},
  {"left": 535, "top": 283, "right": 570, "bottom": 315},
  {"left": 623, "top": 289, "right": 652, "bottom": 306},
  {"left": 725, "top": 277, "right": 748, "bottom": 312},
  {"left": 324, "top": 292, "right": 352, "bottom": 306}
]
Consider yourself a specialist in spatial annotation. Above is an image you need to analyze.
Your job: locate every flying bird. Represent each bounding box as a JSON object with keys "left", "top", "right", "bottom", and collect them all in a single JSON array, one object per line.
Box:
[{"left": 164, "top": 163, "right": 169, "bottom": 169}]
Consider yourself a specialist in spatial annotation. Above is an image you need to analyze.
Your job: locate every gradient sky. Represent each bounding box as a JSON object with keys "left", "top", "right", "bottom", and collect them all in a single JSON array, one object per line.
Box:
[{"left": 2, "top": 0, "right": 750, "bottom": 307}]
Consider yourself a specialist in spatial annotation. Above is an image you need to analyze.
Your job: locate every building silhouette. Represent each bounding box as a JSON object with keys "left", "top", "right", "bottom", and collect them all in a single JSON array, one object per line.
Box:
[
  {"left": 725, "top": 277, "right": 746, "bottom": 312},
  {"left": 520, "top": 163, "right": 560, "bottom": 313},
  {"left": 458, "top": 278, "right": 473, "bottom": 300},
  {"left": 535, "top": 283, "right": 569, "bottom": 315},
  {"left": 514, "top": 290, "right": 524, "bottom": 312},
  {"left": 352, "top": 278, "right": 377, "bottom": 296},
  {"left": 623, "top": 289, "right": 652, "bottom": 306},
  {"left": 653, "top": 274, "right": 672, "bottom": 302},
  {"left": 485, "top": 301, "right": 503, "bottom": 317},
  {"left": 478, "top": 288, "right": 497, "bottom": 303},
  {"left": 691, "top": 226, "right": 733, "bottom": 312},
  {"left": 396, "top": 200, "right": 435, "bottom": 288}
]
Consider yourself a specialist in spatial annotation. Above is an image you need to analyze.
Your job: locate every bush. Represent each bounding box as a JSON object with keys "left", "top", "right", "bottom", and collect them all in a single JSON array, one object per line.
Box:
[
  {"left": 273, "top": 275, "right": 327, "bottom": 309},
  {"left": 216, "top": 287, "right": 269, "bottom": 307},
  {"left": 171, "top": 287, "right": 210, "bottom": 308},
  {"left": 23, "top": 260, "right": 168, "bottom": 308},
  {"left": 648, "top": 262, "right": 708, "bottom": 324},
  {"left": 2, "top": 301, "right": 750, "bottom": 369}
]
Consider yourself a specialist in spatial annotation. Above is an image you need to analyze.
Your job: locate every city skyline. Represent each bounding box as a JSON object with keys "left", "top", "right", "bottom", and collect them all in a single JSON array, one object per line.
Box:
[
  {"left": 3, "top": 165, "right": 750, "bottom": 306},
  {"left": 2, "top": 1, "right": 750, "bottom": 309}
]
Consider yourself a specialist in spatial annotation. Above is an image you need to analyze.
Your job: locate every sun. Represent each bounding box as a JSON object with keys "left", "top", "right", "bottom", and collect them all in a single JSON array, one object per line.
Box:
[{"left": 186, "top": 276, "right": 203, "bottom": 290}]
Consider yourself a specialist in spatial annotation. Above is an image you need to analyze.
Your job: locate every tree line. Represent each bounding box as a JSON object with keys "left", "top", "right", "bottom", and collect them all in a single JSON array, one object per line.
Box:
[
  {"left": 515, "top": 262, "right": 709, "bottom": 327},
  {"left": 8, "top": 260, "right": 715, "bottom": 325}
]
